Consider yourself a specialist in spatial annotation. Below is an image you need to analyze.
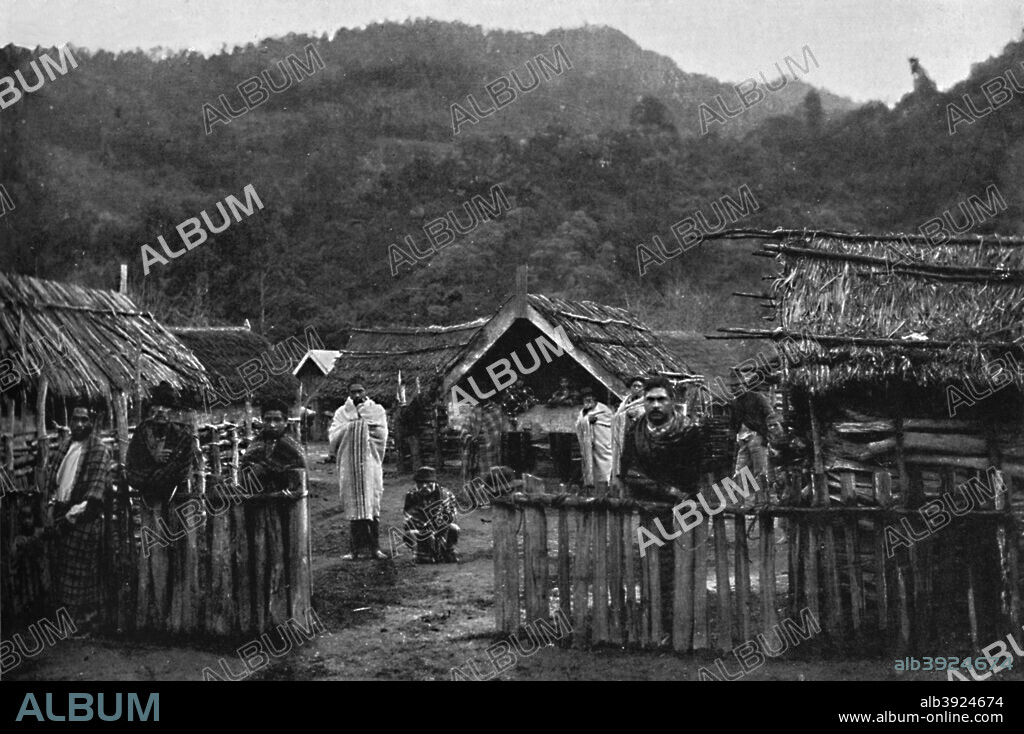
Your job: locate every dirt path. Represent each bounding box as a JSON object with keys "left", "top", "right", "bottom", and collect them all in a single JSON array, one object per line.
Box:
[{"left": 6, "top": 444, "right": 1022, "bottom": 681}]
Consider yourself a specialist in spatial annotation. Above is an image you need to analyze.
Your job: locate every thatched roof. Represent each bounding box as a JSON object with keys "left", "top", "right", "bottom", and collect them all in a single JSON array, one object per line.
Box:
[
  {"left": 318, "top": 320, "right": 487, "bottom": 404},
  {"left": 444, "top": 293, "right": 697, "bottom": 399},
  {"left": 171, "top": 326, "right": 298, "bottom": 403},
  {"left": 713, "top": 229, "right": 1024, "bottom": 392},
  {"left": 0, "top": 271, "right": 208, "bottom": 401}
]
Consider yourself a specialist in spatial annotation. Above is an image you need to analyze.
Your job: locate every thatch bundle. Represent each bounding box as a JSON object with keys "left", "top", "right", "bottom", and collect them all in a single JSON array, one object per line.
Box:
[
  {"left": 722, "top": 231, "right": 1024, "bottom": 392},
  {"left": 0, "top": 271, "right": 208, "bottom": 401}
]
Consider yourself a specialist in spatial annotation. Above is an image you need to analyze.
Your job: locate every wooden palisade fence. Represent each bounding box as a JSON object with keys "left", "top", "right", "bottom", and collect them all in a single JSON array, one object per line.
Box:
[
  {"left": 1, "top": 419, "right": 312, "bottom": 638},
  {"left": 492, "top": 471, "right": 1020, "bottom": 654}
]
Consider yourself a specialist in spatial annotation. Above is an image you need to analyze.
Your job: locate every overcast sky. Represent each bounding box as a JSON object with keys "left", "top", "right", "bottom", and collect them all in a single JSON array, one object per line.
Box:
[{"left": 3, "top": 0, "right": 1022, "bottom": 104}]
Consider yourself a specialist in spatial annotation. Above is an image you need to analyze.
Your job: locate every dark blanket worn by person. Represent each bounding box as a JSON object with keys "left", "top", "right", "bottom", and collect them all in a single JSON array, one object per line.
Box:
[
  {"left": 43, "top": 404, "right": 113, "bottom": 622},
  {"left": 403, "top": 466, "right": 459, "bottom": 563},
  {"left": 619, "top": 378, "right": 703, "bottom": 501},
  {"left": 240, "top": 400, "right": 305, "bottom": 494},
  {"left": 730, "top": 389, "right": 782, "bottom": 475},
  {"left": 125, "top": 384, "right": 193, "bottom": 506}
]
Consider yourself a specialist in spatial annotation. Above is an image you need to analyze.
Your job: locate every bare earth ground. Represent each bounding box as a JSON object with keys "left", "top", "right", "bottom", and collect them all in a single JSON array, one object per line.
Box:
[{"left": 6, "top": 442, "right": 1023, "bottom": 682}]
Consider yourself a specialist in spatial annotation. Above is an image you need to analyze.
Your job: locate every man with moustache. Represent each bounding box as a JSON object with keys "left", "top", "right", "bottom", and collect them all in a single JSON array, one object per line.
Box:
[
  {"left": 43, "top": 400, "right": 114, "bottom": 629},
  {"left": 329, "top": 380, "right": 389, "bottom": 560},
  {"left": 125, "top": 381, "right": 194, "bottom": 508},
  {"left": 618, "top": 376, "right": 704, "bottom": 501}
]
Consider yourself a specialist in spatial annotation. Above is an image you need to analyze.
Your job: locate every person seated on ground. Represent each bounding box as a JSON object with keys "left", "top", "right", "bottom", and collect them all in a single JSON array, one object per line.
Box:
[
  {"left": 403, "top": 466, "right": 460, "bottom": 564},
  {"left": 240, "top": 398, "right": 306, "bottom": 494},
  {"left": 618, "top": 376, "right": 704, "bottom": 503},
  {"left": 125, "top": 381, "right": 194, "bottom": 508}
]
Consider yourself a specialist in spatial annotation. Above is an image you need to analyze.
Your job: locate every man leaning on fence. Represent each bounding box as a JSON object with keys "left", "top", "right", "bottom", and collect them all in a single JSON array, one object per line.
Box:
[
  {"left": 43, "top": 399, "right": 113, "bottom": 632},
  {"left": 240, "top": 398, "right": 305, "bottom": 494},
  {"left": 125, "top": 381, "right": 193, "bottom": 508},
  {"left": 618, "top": 376, "right": 704, "bottom": 501}
]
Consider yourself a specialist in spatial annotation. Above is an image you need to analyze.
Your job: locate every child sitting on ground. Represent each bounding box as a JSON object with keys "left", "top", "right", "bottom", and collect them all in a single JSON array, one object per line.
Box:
[{"left": 403, "top": 466, "right": 460, "bottom": 564}]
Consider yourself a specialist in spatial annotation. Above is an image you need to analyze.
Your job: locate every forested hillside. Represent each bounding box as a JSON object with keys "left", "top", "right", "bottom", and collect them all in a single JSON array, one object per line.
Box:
[{"left": 0, "top": 20, "right": 1022, "bottom": 347}]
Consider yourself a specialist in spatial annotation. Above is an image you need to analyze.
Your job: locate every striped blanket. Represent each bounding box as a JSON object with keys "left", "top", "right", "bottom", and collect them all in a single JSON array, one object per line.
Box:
[
  {"left": 329, "top": 398, "right": 388, "bottom": 520},
  {"left": 43, "top": 434, "right": 112, "bottom": 610}
]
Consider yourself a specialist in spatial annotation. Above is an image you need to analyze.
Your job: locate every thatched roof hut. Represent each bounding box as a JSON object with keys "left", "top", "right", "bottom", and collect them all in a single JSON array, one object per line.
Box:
[
  {"left": 317, "top": 319, "right": 487, "bottom": 407},
  {"left": 713, "top": 229, "right": 1023, "bottom": 645},
  {"left": 715, "top": 227, "right": 1024, "bottom": 486},
  {"left": 170, "top": 326, "right": 298, "bottom": 404},
  {"left": 442, "top": 274, "right": 698, "bottom": 432},
  {"left": 719, "top": 229, "right": 1024, "bottom": 398},
  {"left": 444, "top": 291, "right": 698, "bottom": 403},
  {"left": 0, "top": 270, "right": 207, "bottom": 402}
]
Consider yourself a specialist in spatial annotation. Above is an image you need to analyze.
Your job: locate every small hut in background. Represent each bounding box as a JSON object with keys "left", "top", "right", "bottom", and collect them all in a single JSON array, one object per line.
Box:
[
  {"left": 315, "top": 319, "right": 486, "bottom": 467},
  {"left": 294, "top": 349, "right": 340, "bottom": 440},
  {"left": 444, "top": 270, "right": 700, "bottom": 481},
  {"left": 170, "top": 325, "right": 299, "bottom": 434},
  {"left": 717, "top": 228, "right": 1023, "bottom": 647}
]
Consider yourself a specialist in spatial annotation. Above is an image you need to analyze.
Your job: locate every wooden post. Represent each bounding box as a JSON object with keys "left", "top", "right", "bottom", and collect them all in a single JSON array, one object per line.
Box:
[
  {"left": 572, "top": 508, "right": 592, "bottom": 647},
  {"left": 645, "top": 517, "right": 661, "bottom": 647},
  {"left": 623, "top": 512, "right": 640, "bottom": 645},
  {"left": 593, "top": 506, "right": 609, "bottom": 642},
  {"left": 493, "top": 503, "right": 519, "bottom": 634},
  {"left": 894, "top": 415, "right": 912, "bottom": 506},
  {"left": 692, "top": 520, "right": 709, "bottom": 649},
  {"left": 522, "top": 496, "right": 549, "bottom": 625},
  {"left": 5, "top": 396, "right": 14, "bottom": 473},
  {"left": 873, "top": 517, "right": 889, "bottom": 631},
  {"left": 35, "top": 376, "right": 49, "bottom": 489},
  {"left": 558, "top": 507, "right": 571, "bottom": 626},
  {"left": 804, "top": 520, "right": 820, "bottom": 629},
  {"left": 807, "top": 392, "right": 828, "bottom": 506},
  {"left": 822, "top": 523, "right": 842, "bottom": 642},
  {"left": 114, "top": 391, "right": 129, "bottom": 464},
  {"left": 760, "top": 513, "right": 779, "bottom": 638},
  {"left": 734, "top": 514, "right": 751, "bottom": 641},
  {"left": 673, "top": 512, "right": 694, "bottom": 652},
  {"left": 713, "top": 513, "right": 733, "bottom": 650},
  {"left": 845, "top": 520, "right": 863, "bottom": 636},
  {"left": 607, "top": 504, "right": 624, "bottom": 644}
]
